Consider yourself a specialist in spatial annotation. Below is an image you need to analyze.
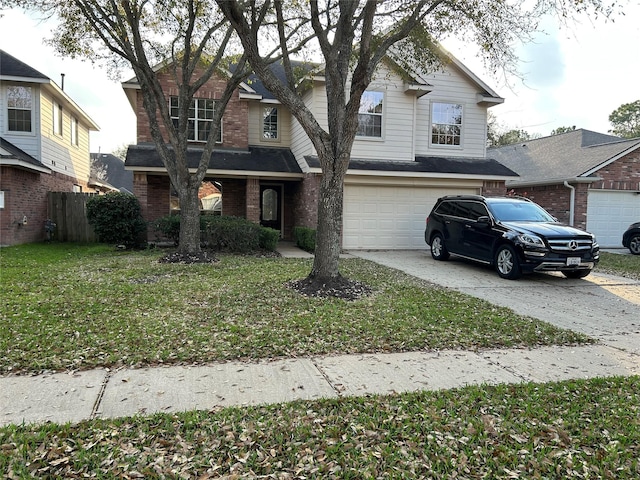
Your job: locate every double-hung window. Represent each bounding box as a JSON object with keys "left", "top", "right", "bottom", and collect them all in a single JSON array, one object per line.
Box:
[
  {"left": 357, "top": 91, "right": 383, "bottom": 138},
  {"left": 170, "top": 96, "right": 221, "bottom": 143},
  {"left": 431, "top": 102, "right": 463, "bottom": 146},
  {"left": 71, "top": 116, "right": 79, "bottom": 146},
  {"left": 53, "top": 101, "right": 63, "bottom": 136},
  {"left": 262, "top": 106, "right": 279, "bottom": 140},
  {"left": 7, "top": 86, "right": 33, "bottom": 132}
]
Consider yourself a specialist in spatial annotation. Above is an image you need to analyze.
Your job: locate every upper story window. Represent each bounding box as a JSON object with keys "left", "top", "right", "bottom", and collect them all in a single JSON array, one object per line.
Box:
[
  {"left": 357, "top": 91, "right": 383, "bottom": 138},
  {"left": 170, "top": 96, "right": 221, "bottom": 143},
  {"left": 53, "top": 101, "right": 63, "bottom": 136},
  {"left": 431, "top": 102, "right": 463, "bottom": 146},
  {"left": 7, "top": 85, "right": 33, "bottom": 132},
  {"left": 262, "top": 106, "right": 279, "bottom": 140},
  {"left": 71, "top": 116, "right": 78, "bottom": 146}
]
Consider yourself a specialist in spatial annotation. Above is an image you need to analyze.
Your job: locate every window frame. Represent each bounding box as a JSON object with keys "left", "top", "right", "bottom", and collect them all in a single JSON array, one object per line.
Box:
[
  {"left": 170, "top": 96, "right": 222, "bottom": 143},
  {"left": 430, "top": 102, "right": 463, "bottom": 147},
  {"left": 71, "top": 116, "right": 79, "bottom": 146},
  {"left": 261, "top": 105, "right": 279, "bottom": 141},
  {"left": 53, "top": 101, "right": 63, "bottom": 137},
  {"left": 6, "top": 85, "right": 34, "bottom": 134},
  {"left": 356, "top": 91, "right": 384, "bottom": 139}
]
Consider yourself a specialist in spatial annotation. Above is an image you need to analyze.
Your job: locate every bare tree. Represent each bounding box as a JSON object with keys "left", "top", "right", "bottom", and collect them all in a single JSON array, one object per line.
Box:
[{"left": 218, "top": 0, "right": 617, "bottom": 294}]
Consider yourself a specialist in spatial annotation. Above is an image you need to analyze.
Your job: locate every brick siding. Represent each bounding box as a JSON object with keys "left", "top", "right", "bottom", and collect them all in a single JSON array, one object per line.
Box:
[
  {"left": 135, "top": 67, "right": 248, "bottom": 149},
  {"left": 0, "top": 166, "right": 89, "bottom": 245}
]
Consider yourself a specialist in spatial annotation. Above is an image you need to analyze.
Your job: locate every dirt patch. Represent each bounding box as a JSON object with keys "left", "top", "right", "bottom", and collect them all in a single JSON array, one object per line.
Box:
[{"left": 286, "top": 275, "right": 372, "bottom": 301}]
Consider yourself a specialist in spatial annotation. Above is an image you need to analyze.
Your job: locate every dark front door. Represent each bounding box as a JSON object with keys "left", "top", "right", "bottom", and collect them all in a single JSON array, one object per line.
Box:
[{"left": 260, "top": 185, "right": 282, "bottom": 232}]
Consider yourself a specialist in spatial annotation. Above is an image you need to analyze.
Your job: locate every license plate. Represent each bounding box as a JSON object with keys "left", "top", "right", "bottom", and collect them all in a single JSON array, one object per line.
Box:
[{"left": 566, "top": 257, "right": 581, "bottom": 266}]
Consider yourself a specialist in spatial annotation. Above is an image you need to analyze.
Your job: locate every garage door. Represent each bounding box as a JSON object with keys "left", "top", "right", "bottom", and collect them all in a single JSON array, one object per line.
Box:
[
  {"left": 587, "top": 190, "right": 640, "bottom": 247},
  {"left": 343, "top": 185, "right": 478, "bottom": 249}
]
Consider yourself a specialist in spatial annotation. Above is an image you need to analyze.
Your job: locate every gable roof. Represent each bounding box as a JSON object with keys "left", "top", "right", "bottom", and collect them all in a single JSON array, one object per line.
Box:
[
  {"left": 0, "top": 50, "right": 49, "bottom": 81},
  {"left": 488, "top": 129, "right": 640, "bottom": 186},
  {"left": 90, "top": 153, "right": 134, "bottom": 192},
  {"left": 0, "top": 49, "right": 100, "bottom": 131}
]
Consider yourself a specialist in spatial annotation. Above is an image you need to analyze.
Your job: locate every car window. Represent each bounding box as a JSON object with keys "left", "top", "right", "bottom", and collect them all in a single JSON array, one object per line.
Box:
[
  {"left": 434, "top": 201, "right": 456, "bottom": 216},
  {"left": 487, "top": 202, "right": 555, "bottom": 222}
]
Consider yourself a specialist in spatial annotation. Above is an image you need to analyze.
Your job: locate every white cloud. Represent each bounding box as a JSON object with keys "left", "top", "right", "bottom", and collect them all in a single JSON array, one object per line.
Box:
[{"left": 0, "top": 9, "right": 136, "bottom": 154}]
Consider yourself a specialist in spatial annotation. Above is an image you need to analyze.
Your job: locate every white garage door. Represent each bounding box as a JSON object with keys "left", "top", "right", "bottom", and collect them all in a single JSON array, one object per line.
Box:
[
  {"left": 587, "top": 190, "right": 640, "bottom": 247},
  {"left": 343, "top": 185, "right": 478, "bottom": 249}
]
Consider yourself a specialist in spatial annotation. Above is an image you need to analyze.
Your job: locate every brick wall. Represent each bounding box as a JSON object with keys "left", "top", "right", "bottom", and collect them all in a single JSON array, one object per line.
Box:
[
  {"left": 135, "top": 67, "right": 249, "bottom": 149},
  {"left": 590, "top": 149, "right": 640, "bottom": 191},
  {"left": 0, "top": 166, "right": 89, "bottom": 246},
  {"left": 481, "top": 180, "right": 507, "bottom": 197},
  {"left": 509, "top": 183, "right": 590, "bottom": 230},
  {"left": 293, "top": 173, "right": 320, "bottom": 229}
]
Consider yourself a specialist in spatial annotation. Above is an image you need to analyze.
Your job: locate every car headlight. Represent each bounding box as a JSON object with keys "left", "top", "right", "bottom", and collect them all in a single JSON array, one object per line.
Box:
[{"left": 517, "top": 233, "right": 545, "bottom": 248}]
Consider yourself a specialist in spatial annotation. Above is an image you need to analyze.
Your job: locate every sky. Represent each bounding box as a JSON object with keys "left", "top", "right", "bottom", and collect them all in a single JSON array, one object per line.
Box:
[{"left": 1, "top": 4, "right": 639, "bottom": 153}]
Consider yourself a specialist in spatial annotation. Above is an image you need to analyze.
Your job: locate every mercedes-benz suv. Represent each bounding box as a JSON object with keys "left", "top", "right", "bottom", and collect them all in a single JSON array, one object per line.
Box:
[{"left": 424, "top": 195, "right": 599, "bottom": 279}]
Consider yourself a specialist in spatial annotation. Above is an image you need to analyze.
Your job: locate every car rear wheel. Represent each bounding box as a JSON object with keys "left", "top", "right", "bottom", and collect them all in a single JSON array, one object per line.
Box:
[
  {"left": 495, "top": 245, "right": 521, "bottom": 279},
  {"left": 430, "top": 233, "right": 450, "bottom": 261},
  {"left": 562, "top": 269, "right": 591, "bottom": 279},
  {"left": 629, "top": 234, "right": 640, "bottom": 255}
]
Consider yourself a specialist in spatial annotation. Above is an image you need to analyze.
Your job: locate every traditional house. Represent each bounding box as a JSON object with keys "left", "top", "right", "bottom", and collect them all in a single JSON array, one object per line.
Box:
[
  {"left": 124, "top": 51, "right": 518, "bottom": 249},
  {"left": 0, "top": 50, "right": 99, "bottom": 245},
  {"left": 490, "top": 130, "right": 640, "bottom": 247}
]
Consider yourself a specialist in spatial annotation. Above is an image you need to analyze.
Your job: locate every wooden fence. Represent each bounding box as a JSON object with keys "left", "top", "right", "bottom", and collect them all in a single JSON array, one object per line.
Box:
[{"left": 47, "top": 192, "right": 98, "bottom": 242}]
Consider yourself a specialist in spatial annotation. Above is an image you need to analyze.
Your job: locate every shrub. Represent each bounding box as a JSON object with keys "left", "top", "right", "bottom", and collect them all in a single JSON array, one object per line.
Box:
[
  {"left": 293, "top": 226, "right": 316, "bottom": 252},
  {"left": 155, "top": 214, "right": 279, "bottom": 253},
  {"left": 153, "top": 214, "right": 181, "bottom": 244},
  {"left": 259, "top": 227, "right": 280, "bottom": 251},
  {"left": 86, "top": 192, "right": 146, "bottom": 248}
]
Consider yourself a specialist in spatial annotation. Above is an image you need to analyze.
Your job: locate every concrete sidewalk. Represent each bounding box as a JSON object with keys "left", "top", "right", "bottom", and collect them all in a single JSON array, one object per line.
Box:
[
  {"left": 2, "top": 344, "right": 638, "bottom": 427},
  {"left": 1, "top": 244, "right": 639, "bottom": 427}
]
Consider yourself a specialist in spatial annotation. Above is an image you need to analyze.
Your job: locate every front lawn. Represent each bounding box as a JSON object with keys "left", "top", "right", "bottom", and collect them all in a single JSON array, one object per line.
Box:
[
  {"left": 597, "top": 251, "right": 640, "bottom": 280},
  {"left": 0, "top": 243, "right": 590, "bottom": 374},
  {"left": 1, "top": 376, "right": 638, "bottom": 478}
]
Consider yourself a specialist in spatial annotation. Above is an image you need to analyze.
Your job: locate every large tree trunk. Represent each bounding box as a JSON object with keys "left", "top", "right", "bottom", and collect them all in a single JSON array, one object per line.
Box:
[
  {"left": 177, "top": 182, "right": 202, "bottom": 254},
  {"left": 310, "top": 165, "right": 345, "bottom": 280}
]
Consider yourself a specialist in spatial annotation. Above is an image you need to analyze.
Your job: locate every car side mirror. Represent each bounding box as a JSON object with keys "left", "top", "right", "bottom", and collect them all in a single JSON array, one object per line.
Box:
[{"left": 477, "top": 216, "right": 492, "bottom": 227}]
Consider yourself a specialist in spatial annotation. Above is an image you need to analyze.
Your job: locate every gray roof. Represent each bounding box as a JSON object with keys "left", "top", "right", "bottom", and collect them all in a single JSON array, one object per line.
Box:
[
  {"left": 305, "top": 155, "right": 518, "bottom": 177},
  {"left": 489, "top": 129, "right": 640, "bottom": 186},
  {"left": 0, "top": 136, "right": 50, "bottom": 172},
  {"left": 91, "top": 153, "right": 134, "bottom": 192},
  {"left": 126, "top": 144, "right": 302, "bottom": 174},
  {"left": 0, "top": 50, "right": 49, "bottom": 80}
]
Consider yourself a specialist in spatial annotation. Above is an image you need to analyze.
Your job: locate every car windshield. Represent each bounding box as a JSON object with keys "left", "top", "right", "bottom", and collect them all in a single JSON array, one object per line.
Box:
[{"left": 487, "top": 201, "right": 555, "bottom": 222}]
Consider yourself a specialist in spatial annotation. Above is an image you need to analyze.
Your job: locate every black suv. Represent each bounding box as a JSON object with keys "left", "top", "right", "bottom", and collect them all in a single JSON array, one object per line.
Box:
[{"left": 424, "top": 195, "right": 599, "bottom": 279}]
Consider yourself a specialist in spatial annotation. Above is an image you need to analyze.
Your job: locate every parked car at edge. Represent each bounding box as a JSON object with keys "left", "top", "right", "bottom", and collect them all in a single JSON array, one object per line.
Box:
[
  {"left": 622, "top": 222, "right": 640, "bottom": 255},
  {"left": 424, "top": 195, "right": 600, "bottom": 280}
]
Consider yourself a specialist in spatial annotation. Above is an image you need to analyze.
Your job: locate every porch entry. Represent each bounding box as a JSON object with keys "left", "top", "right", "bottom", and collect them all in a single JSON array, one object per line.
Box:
[{"left": 260, "top": 183, "right": 283, "bottom": 234}]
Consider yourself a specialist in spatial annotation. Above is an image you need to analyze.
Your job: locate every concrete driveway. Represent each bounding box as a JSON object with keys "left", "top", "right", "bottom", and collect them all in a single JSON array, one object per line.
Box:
[{"left": 351, "top": 250, "right": 640, "bottom": 355}]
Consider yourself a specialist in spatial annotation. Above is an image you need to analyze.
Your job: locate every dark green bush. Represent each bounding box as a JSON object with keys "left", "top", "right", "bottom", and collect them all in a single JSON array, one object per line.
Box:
[
  {"left": 293, "top": 226, "right": 316, "bottom": 253},
  {"left": 86, "top": 192, "right": 146, "bottom": 248},
  {"left": 259, "top": 227, "right": 280, "bottom": 251},
  {"left": 154, "top": 214, "right": 279, "bottom": 252}
]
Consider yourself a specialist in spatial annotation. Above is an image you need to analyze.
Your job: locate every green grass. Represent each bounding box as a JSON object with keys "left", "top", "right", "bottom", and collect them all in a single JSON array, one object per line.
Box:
[
  {"left": 1, "top": 376, "right": 638, "bottom": 478},
  {"left": 597, "top": 251, "right": 640, "bottom": 279},
  {"left": 0, "top": 243, "right": 591, "bottom": 374}
]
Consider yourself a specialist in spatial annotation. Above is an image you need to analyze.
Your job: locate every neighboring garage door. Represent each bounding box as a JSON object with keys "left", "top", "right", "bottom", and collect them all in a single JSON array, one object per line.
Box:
[
  {"left": 343, "top": 185, "right": 478, "bottom": 249},
  {"left": 587, "top": 190, "right": 640, "bottom": 247}
]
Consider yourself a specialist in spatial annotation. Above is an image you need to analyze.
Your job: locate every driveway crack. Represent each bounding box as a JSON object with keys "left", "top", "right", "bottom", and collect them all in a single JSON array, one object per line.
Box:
[{"left": 90, "top": 369, "right": 113, "bottom": 420}]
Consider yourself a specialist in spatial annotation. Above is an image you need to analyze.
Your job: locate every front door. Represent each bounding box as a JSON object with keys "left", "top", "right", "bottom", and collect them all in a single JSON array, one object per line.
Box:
[{"left": 260, "top": 184, "right": 282, "bottom": 233}]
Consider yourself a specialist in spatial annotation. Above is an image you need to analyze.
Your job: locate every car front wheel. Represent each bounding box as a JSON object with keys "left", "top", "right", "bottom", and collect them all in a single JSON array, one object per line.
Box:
[
  {"left": 629, "top": 234, "right": 640, "bottom": 255},
  {"left": 430, "top": 233, "right": 450, "bottom": 261},
  {"left": 495, "top": 244, "right": 521, "bottom": 279}
]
